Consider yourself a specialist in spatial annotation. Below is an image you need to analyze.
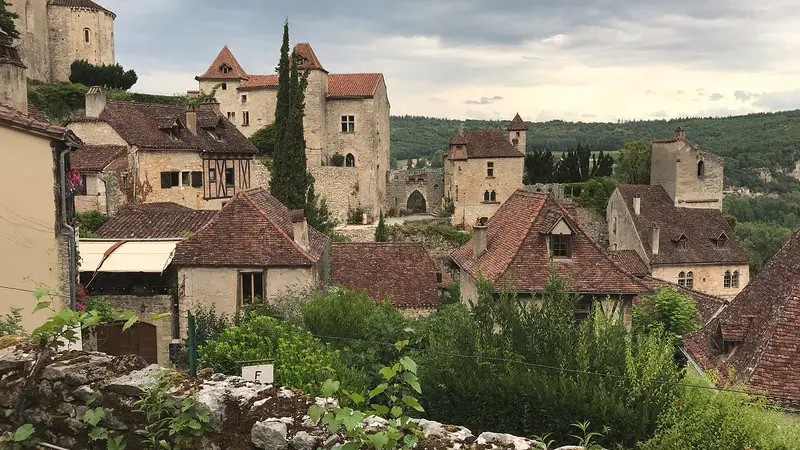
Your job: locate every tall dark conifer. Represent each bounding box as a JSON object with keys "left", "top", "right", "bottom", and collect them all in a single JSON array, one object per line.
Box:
[{"left": 0, "top": 0, "right": 20, "bottom": 46}]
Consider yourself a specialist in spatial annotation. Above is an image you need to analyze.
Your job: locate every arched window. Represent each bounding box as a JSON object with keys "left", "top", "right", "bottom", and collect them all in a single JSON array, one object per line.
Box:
[
  {"left": 84, "top": 28, "right": 91, "bottom": 43},
  {"left": 220, "top": 64, "right": 230, "bottom": 74},
  {"left": 490, "top": 190, "right": 496, "bottom": 202},
  {"left": 732, "top": 270, "right": 740, "bottom": 288},
  {"left": 724, "top": 270, "right": 732, "bottom": 288},
  {"left": 686, "top": 271, "right": 694, "bottom": 289},
  {"left": 678, "top": 271, "right": 686, "bottom": 287},
  {"left": 697, "top": 160, "right": 705, "bottom": 178},
  {"left": 483, "top": 191, "right": 490, "bottom": 202},
  {"left": 345, "top": 153, "right": 355, "bottom": 167}
]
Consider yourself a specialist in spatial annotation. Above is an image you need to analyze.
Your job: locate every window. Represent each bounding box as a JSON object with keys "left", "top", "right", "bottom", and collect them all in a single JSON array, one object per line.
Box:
[
  {"left": 208, "top": 168, "right": 217, "bottom": 183},
  {"left": 181, "top": 171, "right": 190, "bottom": 187},
  {"left": 221, "top": 64, "right": 230, "bottom": 74},
  {"left": 484, "top": 190, "right": 490, "bottom": 202},
  {"left": 241, "top": 95, "right": 247, "bottom": 104},
  {"left": 677, "top": 235, "right": 688, "bottom": 250},
  {"left": 732, "top": 270, "right": 740, "bottom": 288},
  {"left": 516, "top": 131, "right": 520, "bottom": 138},
  {"left": 120, "top": 172, "right": 131, "bottom": 189},
  {"left": 225, "top": 167, "right": 235, "bottom": 188},
  {"left": 167, "top": 125, "right": 181, "bottom": 141},
  {"left": 455, "top": 185, "right": 458, "bottom": 201},
  {"left": 242, "top": 111, "right": 250, "bottom": 126},
  {"left": 697, "top": 160, "right": 705, "bottom": 178},
  {"left": 550, "top": 235, "right": 572, "bottom": 258},
  {"left": 77, "top": 174, "right": 87, "bottom": 196},
  {"left": 239, "top": 272, "right": 264, "bottom": 305},
  {"left": 84, "top": 28, "right": 90, "bottom": 43},
  {"left": 160, "top": 171, "right": 180, "bottom": 189},
  {"left": 487, "top": 161, "right": 494, "bottom": 178},
  {"left": 345, "top": 153, "right": 355, "bottom": 167},
  {"left": 678, "top": 271, "right": 694, "bottom": 289},
  {"left": 717, "top": 234, "right": 727, "bottom": 248},
  {"left": 724, "top": 270, "right": 732, "bottom": 288},
  {"left": 613, "top": 216, "right": 617, "bottom": 235},
  {"left": 341, "top": 115, "right": 355, "bottom": 133},
  {"left": 221, "top": 82, "right": 227, "bottom": 90},
  {"left": 490, "top": 190, "right": 497, "bottom": 202},
  {"left": 227, "top": 111, "right": 236, "bottom": 122}
]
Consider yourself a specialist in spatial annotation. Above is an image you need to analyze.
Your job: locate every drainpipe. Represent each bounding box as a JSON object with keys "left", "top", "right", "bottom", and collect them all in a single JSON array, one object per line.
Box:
[{"left": 59, "top": 147, "right": 77, "bottom": 310}]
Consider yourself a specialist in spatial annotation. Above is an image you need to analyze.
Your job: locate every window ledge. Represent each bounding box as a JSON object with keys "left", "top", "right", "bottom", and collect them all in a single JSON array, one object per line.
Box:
[
  {"left": 340, "top": 131, "right": 356, "bottom": 134},
  {"left": 481, "top": 201, "right": 500, "bottom": 204},
  {"left": 486, "top": 176, "right": 496, "bottom": 179}
]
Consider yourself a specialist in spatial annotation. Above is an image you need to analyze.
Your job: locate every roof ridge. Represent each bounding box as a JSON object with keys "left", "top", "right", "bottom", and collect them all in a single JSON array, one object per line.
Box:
[{"left": 241, "top": 190, "right": 318, "bottom": 263}]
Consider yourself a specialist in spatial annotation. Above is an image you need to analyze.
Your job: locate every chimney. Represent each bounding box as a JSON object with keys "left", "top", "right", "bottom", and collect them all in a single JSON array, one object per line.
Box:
[
  {"left": 201, "top": 97, "right": 221, "bottom": 115},
  {"left": 85, "top": 86, "right": 106, "bottom": 119},
  {"left": 185, "top": 106, "right": 197, "bottom": 135},
  {"left": 0, "top": 45, "right": 28, "bottom": 114},
  {"left": 650, "top": 223, "right": 660, "bottom": 255},
  {"left": 633, "top": 194, "right": 641, "bottom": 216},
  {"left": 473, "top": 217, "right": 489, "bottom": 259},
  {"left": 674, "top": 126, "right": 686, "bottom": 139},
  {"left": 290, "top": 209, "right": 310, "bottom": 251}
]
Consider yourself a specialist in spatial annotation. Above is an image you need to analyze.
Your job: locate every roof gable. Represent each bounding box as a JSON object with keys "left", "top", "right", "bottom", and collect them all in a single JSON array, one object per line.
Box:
[
  {"left": 507, "top": 113, "right": 527, "bottom": 131},
  {"left": 451, "top": 129, "right": 524, "bottom": 159},
  {"left": 292, "top": 43, "right": 325, "bottom": 71},
  {"left": 196, "top": 45, "right": 249, "bottom": 80}
]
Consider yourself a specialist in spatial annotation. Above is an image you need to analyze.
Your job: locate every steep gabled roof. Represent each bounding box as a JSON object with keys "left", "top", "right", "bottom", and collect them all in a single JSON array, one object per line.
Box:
[
  {"left": 685, "top": 230, "right": 800, "bottom": 406},
  {"left": 96, "top": 203, "right": 215, "bottom": 239},
  {"left": 196, "top": 45, "right": 249, "bottom": 81},
  {"left": 70, "top": 145, "right": 126, "bottom": 172},
  {"left": 172, "top": 188, "right": 327, "bottom": 267},
  {"left": 327, "top": 73, "right": 383, "bottom": 98},
  {"left": 238, "top": 75, "right": 278, "bottom": 90},
  {"left": 615, "top": 184, "right": 747, "bottom": 266},
  {"left": 447, "top": 129, "right": 524, "bottom": 160},
  {"left": 49, "top": 0, "right": 116, "bottom": 18},
  {"left": 507, "top": 113, "right": 527, "bottom": 131},
  {"left": 451, "top": 190, "right": 648, "bottom": 295},
  {"left": 330, "top": 243, "right": 440, "bottom": 309},
  {"left": 292, "top": 43, "right": 325, "bottom": 72}
]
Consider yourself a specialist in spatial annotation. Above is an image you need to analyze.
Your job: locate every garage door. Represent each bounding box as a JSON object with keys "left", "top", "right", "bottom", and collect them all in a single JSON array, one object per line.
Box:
[{"left": 96, "top": 321, "right": 158, "bottom": 364}]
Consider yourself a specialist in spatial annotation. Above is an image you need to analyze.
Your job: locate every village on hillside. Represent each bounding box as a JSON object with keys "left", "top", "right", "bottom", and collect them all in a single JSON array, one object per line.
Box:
[{"left": 2, "top": 1, "right": 800, "bottom": 449}]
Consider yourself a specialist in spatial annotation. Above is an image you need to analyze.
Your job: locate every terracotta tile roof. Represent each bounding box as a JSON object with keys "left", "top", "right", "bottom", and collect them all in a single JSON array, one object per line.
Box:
[
  {"left": 331, "top": 243, "right": 440, "bottom": 309},
  {"left": 0, "top": 104, "right": 82, "bottom": 146},
  {"left": 507, "top": 113, "right": 527, "bottom": 131},
  {"left": 608, "top": 250, "right": 650, "bottom": 277},
  {"left": 638, "top": 276, "right": 727, "bottom": 325},
  {"left": 95, "top": 203, "right": 215, "bottom": 239},
  {"left": 615, "top": 184, "right": 747, "bottom": 266},
  {"left": 238, "top": 75, "right": 278, "bottom": 90},
  {"left": 450, "top": 133, "right": 468, "bottom": 146},
  {"left": 447, "top": 129, "right": 524, "bottom": 160},
  {"left": 172, "top": 188, "right": 327, "bottom": 267},
  {"left": 70, "top": 145, "right": 126, "bottom": 172},
  {"left": 451, "top": 190, "right": 649, "bottom": 295},
  {"left": 196, "top": 45, "right": 249, "bottom": 80},
  {"left": 292, "top": 43, "right": 325, "bottom": 72},
  {"left": 49, "top": 0, "right": 115, "bottom": 18},
  {"left": 327, "top": 73, "right": 383, "bottom": 98},
  {"left": 70, "top": 101, "right": 256, "bottom": 155},
  {"left": 684, "top": 230, "right": 800, "bottom": 406}
]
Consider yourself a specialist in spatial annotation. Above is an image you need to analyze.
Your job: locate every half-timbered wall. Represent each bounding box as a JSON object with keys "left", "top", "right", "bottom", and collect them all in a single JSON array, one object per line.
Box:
[{"left": 202, "top": 157, "right": 251, "bottom": 201}]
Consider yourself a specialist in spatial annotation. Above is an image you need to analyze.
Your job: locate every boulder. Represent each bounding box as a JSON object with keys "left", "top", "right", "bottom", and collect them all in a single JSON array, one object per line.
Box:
[
  {"left": 251, "top": 419, "right": 288, "bottom": 450},
  {"left": 290, "top": 431, "right": 319, "bottom": 450},
  {"left": 476, "top": 431, "right": 545, "bottom": 450},
  {"left": 104, "top": 364, "right": 165, "bottom": 396}
]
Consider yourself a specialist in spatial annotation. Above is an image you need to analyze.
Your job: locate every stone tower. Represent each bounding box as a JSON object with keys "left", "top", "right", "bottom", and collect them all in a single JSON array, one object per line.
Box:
[
  {"left": 293, "top": 43, "right": 328, "bottom": 166},
  {"left": 7, "top": 0, "right": 50, "bottom": 81},
  {"left": 507, "top": 112, "right": 527, "bottom": 154},
  {"left": 47, "top": 0, "right": 116, "bottom": 82},
  {"left": 0, "top": 45, "right": 28, "bottom": 113},
  {"left": 650, "top": 127, "right": 724, "bottom": 210}
]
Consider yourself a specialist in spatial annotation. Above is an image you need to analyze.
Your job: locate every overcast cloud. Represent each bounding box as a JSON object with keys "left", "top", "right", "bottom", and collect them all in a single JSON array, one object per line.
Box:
[{"left": 101, "top": 0, "right": 800, "bottom": 122}]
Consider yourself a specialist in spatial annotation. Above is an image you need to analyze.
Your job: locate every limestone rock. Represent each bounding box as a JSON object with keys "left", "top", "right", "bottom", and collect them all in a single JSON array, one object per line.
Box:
[
  {"left": 476, "top": 431, "right": 545, "bottom": 450},
  {"left": 196, "top": 377, "right": 270, "bottom": 432},
  {"left": 251, "top": 419, "right": 288, "bottom": 450},
  {"left": 415, "top": 418, "right": 473, "bottom": 442},
  {"left": 290, "top": 431, "right": 318, "bottom": 450},
  {"left": 73, "top": 385, "right": 96, "bottom": 403},
  {"left": 105, "top": 364, "right": 165, "bottom": 396}
]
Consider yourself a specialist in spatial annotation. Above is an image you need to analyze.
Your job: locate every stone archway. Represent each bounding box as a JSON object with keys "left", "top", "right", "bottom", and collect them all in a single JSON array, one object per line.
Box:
[{"left": 406, "top": 190, "right": 427, "bottom": 213}]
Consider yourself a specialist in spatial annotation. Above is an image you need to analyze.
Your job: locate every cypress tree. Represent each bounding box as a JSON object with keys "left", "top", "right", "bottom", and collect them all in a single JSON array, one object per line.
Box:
[
  {"left": 270, "top": 20, "right": 294, "bottom": 207},
  {"left": 374, "top": 211, "right": 388, "bottom": 242},
  {"left": 0, "top": 0, "right": 20, "bottom": 46}
]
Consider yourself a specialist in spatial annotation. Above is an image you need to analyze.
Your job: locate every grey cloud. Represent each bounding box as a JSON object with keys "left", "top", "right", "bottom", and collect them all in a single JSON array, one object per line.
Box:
[
  {"left": 754, "top": 89, "right": 800, "bottom": 110},
  {"left": 464, "top": 96, "right": 503, "bottom": 105},
  {"left": 709, "top": 93, "right": 724, "bottom": 101},
  {"left": 734, "top": 90, "right": 756, "bottom": 102}
]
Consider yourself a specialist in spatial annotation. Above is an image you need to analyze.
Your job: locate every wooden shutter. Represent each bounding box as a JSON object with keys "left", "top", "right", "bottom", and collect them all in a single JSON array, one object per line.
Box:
[
  {"left": 170, "top": 172, "right": 180, "bottom": 187},
  {"left": 160, "top": 172, "right": 171, "bottom": 188},
  {"left": 191, "top": 171, "right": 203, "bottom": 187}
]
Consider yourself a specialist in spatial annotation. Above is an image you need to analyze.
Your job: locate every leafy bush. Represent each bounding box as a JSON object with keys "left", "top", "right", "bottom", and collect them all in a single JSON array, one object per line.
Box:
[
  {"left": 27, "top": 82, "right": 88, "bottom": 123},
  {"left": 250, "top": 123, "right": 276, "bottom": 157},
  {"left": 575, "top": 177, "right": 617, "bottom": 217},
  {"left": 633, "top": 286, "right": 701, "bottom": 343},
  {"left": 69, "top": 60, "right": 138, "bottom": 90},
  {"left": 193, "top": 306, "right": 231, "bottom": 347},
  {"left": 388, "top": 219, "right": 470, "bottom": 249},
  {"left": 0, "top": 308, "right": 22, "bottom": 337},
  {"left": 200, "top": 314, "right": 366, "bottom": 395},
  {"left": 76, "top": 211, "right": 108, "bottom": 238}
]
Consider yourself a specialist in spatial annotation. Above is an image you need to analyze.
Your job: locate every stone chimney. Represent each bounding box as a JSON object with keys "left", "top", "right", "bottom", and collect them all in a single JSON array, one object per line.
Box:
[
  {"left": 674, "top": 126, "right": 686, "bottom": 139},
  {"left": 201, "top": 97, "right": 221, "bottom": 115},
  {"left": 185, "top": 106, "right": 197, "bottom": 135},
  {"left": 650, "top": 223, "right": 660, "bottom": 255},
  {"left": 290, "top": 209, "right": 310, "bottom": 251},
  {"left": 85, "top": 86, "right": 106, "bottom": 119},
  {"left": 0, "top": 45, "right": 28, "bottom": 114},
  {"left": 473, "top": 217, "right": 489, "bottom": 259},
  {"left": 633, "top": 194, "right": 641, "bottom": 216}
]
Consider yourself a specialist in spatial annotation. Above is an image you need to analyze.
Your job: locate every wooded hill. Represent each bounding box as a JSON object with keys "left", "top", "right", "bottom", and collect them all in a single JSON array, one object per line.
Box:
[{"left": 391, "top": 112, "right": 800, "bottom": 190}]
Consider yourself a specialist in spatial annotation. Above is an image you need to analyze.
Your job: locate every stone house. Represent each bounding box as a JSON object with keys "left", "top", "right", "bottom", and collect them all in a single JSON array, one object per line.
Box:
[
  {"left": 450, "top": 189, "right": 650, "bottom": 329},
  {"left": 8, "top": 0, "right": 115, "bottom": 82},
  {"left": 69, "top": 144, "right": 126, "bottom": 215},
  {"left": 444, "top": 114, "right": 525, "bottom": 228},
  {"left": 685, "top": 229, "right": 800, "bottom": 407},
  {"left": 66, "top": 88, "right": 260, "bottom": 211},
  {"left": 195, "top": 43, "right": 390, "bottom": 220},
  {"left": 330, "top": 242, "right": 441, "bottom": 316},
  {"left": 607, "top": 128, "right": 748, "bottom": 300},
  {"left": 172, "top": 187, "right": 329, "bottom": 342},
  {"left": 0, "top": 45, "right": 82, "bottom": 331}
]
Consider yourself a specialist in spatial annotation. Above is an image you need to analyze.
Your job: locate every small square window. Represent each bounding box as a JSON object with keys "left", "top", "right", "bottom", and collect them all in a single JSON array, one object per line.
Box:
[
  {"left": 241, "top": 95, "right": 247, "bottom": 104},
  {"left": 227, "top": 111, "right": 236, "bottom": 122},
  {"left": 550, "top": 235, "right": 572, "bottom": 258},
  {"left": 341, "top": 115, "right": 355, "bottom": 133},
  {"left": 225, "top": 168, "right": 235, "bottom": 188},
  {"left": 209, "top": 168, "right": 217, "bottom": 182},
  {"left": 221, "top": 82, "right": 227, "bottom": 90},
  {"left": 181, "top": 171, "right": 190, "bottom": 187},
  {"left": 487, "top": 161, "right": 494, "bottom": 178}
]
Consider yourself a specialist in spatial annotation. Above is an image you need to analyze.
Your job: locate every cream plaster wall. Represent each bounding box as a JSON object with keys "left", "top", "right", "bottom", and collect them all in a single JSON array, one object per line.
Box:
[
  {"left": 459, "top": 269, "right": 479, "bottom": 305},
  {"left": 74, "top": 172, "right": 106, "bottom": 214},
  {"left": 0, "top": 127, "right": 65, "bottom": 331},
  {"left": 445, "top": 156, "right": 523, "bottom": 227},
  {"left": 651, "top": 264, "right": 749, "bottom": 300},
  {"left": 47, "top": 6, "right": 115, "bottom": 82},
  {"left": 305, "top": 70, "right": 328, "bottom": 164}
]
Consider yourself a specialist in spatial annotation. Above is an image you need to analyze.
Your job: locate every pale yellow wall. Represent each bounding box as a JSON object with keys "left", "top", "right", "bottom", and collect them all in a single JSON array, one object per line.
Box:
[
  {"left": 651, "top": 264, "right": 749, "bottom": 300},
  {"left": 607, "top": 189, "right": 650, "bottom": 263},
  {"left": 266, "top": 267, "right": 316, "bottom": 299},
  {"left": 446, "top": 156, "right": 523, "bottom": 227},
  {"left": 67, "top": 122, "right": 127, "bottom": 146},
  {"left": 47, "top": 6, "right": 115, "bottom": 82},
  {"left": 134, "top": 150, "right": 206, "bottom": 208},
  {"left": 0, "top": 126, "right": 66, "bottom": 331},
  {"left": 459, "top": 269, "right": 479, "bottom": 305},
  {"left": 651, "top": 140, "right": 723, "bottom": 210},
  {"left": 198, "top": 79, "right": 247, "bottom": 132},
  {"left": 240, "top": 89, "right": 277, "bottom": 135},
  {"left": 372, "top": 80, "right": 391, "bottom": 213},
  {"left": 309, "top": 166, "right": 360, "bottom": 222},
  {"left": 9, "top": 0, "right": 51, "bottom": 82}
]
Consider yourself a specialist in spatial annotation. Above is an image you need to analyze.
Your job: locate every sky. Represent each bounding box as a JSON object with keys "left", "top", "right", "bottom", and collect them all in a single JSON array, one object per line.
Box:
[{"left": 102, "top": 0, "right": 800, "bottom": 123}]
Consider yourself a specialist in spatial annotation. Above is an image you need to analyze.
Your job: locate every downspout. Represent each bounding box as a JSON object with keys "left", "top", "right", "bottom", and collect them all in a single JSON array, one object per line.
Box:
[{"left": 59, "top": 147, "right": 77, "bottom": 310}]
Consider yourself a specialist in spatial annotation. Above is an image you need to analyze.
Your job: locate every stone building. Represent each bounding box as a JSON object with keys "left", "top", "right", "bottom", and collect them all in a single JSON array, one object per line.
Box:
[
  {"left": 450, "top": 190, "right": 649, "bottom": 329},
  {"left": 66, "top": 88, "right": 260, "bottom": 211},
  {"left": 0, "top": 45, "right": 82, "bottom": 331},
  {"left": 7, "top": 0, "right": 115, "bottom": 82},
  {"left": 195, "top": 43, "right": 390, "bottom": 220},
  {"left": 444, "top": 114, "right": 525, "bottom": 227},
  {"left": 69, "top": 144, "right": 126, "bottom": 215},
  {"left": 386, "top": 169, "right": 444, "bottom": 215},
  {"left": 607, "top": 128, "right": 749, "bottom": 300}
]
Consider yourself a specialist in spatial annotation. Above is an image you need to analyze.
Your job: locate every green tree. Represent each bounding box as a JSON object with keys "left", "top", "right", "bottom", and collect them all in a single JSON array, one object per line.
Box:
[
  {"left": 68, "top": 60, "right": 138, "bottom": 90},
  {"left": 374, "top": 210, "right": 388, "bottom": 242},
  {"left": 0, "top": 0, "right": 19, "bottom": 46},
  {"left": 591, "top": 150, "right": 614, "bottom": 177},
  {"left": 633, "top": 286, "right": 701, "bottom": 343},
  {"left": 617, "top": 140, "right": 652, "bottom": 184},
  {"left": 249, "top": 123, "right": 276, "bottom": 157},
  {"left": 305, "top": 172, "right": 335, "bottom": 234},
  {"left": 523, "top": 150, "right": 555, "bottom": 184},
  {"left": 269, "top": 20, "right": 309, "bottom": 210}
]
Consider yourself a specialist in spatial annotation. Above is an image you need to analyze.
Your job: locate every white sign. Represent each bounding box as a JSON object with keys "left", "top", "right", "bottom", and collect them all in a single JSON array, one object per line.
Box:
[{"left": 242, "top": 364, "right": 274, "bottom": 384}]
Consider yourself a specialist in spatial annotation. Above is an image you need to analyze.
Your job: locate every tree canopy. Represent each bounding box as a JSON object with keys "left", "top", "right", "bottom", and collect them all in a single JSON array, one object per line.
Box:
[
  {"left": 0, "top": 0, "right": 19, "bottom": 46},
  {"left": 616, "top": 139, "right": 652, "bottom": 184},
  {"left": 69, "top": 60, "right": 138, "bottom": 90}
]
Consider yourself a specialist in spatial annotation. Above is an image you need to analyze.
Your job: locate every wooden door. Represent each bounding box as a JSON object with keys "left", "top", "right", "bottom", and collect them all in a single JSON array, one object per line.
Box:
[{"left": 97, "top": 321, "right": 158, "bottom": 364}]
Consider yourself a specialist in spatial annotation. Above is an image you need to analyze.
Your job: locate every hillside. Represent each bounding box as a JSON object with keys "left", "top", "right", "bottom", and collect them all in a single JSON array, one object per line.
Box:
[{"left": 391, "top": 112, "right": 800, "bottom": 189}]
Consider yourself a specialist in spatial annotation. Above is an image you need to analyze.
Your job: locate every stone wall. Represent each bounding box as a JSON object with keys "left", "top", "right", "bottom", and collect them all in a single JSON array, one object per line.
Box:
[
  {"left": 0, "top": 347, "right": 585, "bottom": 449},
  {"left": 8, "top": 0, "right": 51, "bottom": 82},
  {"left": 48, "top": 4, "right": 115, "bottom": 82},
  {"left": 651, "top": 264, "right": 749, "bottom": 301},
  {"left": 651, "top": 139, "right": 723, "bottom": 210},
  {"left": 0, "top": 50, "right": 28, "bottom": 113},
  {"left": 445, "top": 156, "right": 523, "bottom": 228},
  {"left": 387, "top": 170, "right": 444, "bottom": 214},
  {"left": 524, "top": 183, "right": 570, "bottom": 202},
  {"left": 309, "top": 166, "right": 360, "bottom": 222}
]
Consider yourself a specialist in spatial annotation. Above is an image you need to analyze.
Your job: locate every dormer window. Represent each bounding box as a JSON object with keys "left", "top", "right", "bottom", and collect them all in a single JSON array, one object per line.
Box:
[
  {"left": 296, "top": 56, "right": 305, "bottom": 66},
  {"left": 716, "top": 232, "right": 728, "bottom": 248},
  {"left": 547, "top": 217, "right": 574, "bottom": 259},
  {"left": 220, "top": 64, "right": 231, "bottom": 74},
  {"left": 166, "top": 123, "right": 182, "bottom": 141},
  {"left": 676, "top": 234, "right": 688, "bottom": 250}
]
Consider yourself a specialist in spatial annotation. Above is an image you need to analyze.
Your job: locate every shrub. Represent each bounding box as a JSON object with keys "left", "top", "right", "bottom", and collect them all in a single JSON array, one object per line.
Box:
[
  {"left": 0, "top": 308, "right": 22, "bottom": 337},
  {"left": 331, "top": 152, "right": 345, "bottom": 167},
  {"left": 69, "top": 60, "right": 138, "bottom": 90},
  {"left": 633, "top": 286, "right": 701, "bottom": 343},
  {"left": 193, "top": 306, "right": 231, "bottom": 347},
  {"left": 76, "top": 211, "right": 107, "bottom": 237},
  {"left": 374, "top": 211, "right": 389, "bottom": 242},
  {"left": 388, "top": 219, "right": 470, "bottom": 249},
  {"left": 575, "top": 177, "right": 617, "bottom": 217},
  {"left": 250, "top": 123, "right": 276, "bottom": 157}
]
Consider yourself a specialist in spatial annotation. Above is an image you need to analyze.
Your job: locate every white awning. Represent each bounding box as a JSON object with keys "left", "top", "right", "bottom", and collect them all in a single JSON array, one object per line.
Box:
[{"left": 78, "top": 240, "right": 180, "bottom": 273}]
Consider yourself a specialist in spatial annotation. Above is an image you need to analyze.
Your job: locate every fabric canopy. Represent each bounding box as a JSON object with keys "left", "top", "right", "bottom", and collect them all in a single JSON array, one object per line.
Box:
[{"left": 78, "top": 240, "right": 180, "bottom": 273}]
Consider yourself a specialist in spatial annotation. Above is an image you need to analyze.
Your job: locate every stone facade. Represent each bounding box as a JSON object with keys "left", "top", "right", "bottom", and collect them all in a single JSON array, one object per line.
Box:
[
  {"left": 308, "top": 166, "right": 360, "bottom": 221},
  {"left": 8, "top": 0, "right": 115, "bottom": 82},
  {"left": 445, "top": 156, "right": 523, "bottom": 227},
  {"left": 74, "top": 172, "right": 107, "bottom": 213},
  {"left": 387, "top": 170, "right": 444, "bottom": 215},
  {"left": 651, "top": 264, "right": 749, "bottom": 301},
  {"left": 0, "top": 47, "right": 28, "bottom": 113}
]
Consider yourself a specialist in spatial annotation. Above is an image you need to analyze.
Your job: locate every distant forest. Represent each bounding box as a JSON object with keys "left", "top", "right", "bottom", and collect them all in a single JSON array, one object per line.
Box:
[{"left": 390, "top": 112, "right": 800, "bottom": 190}]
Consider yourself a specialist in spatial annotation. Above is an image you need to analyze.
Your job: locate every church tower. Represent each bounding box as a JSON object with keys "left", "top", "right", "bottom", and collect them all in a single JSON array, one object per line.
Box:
[
  {"left": 507, "top": 113, "right": 527, "bottom": 154},
  {"left": 7, "top": 0, "right": 50, "bottom": 81},
  {"left": 47, "top": 0, "right": 116, "bottom": 83}
]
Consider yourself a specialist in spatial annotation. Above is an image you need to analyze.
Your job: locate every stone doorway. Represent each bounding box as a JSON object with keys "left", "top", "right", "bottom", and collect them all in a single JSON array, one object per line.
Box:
[{"left": 407, "top": 190, "right": 427, "bottom": 213}]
